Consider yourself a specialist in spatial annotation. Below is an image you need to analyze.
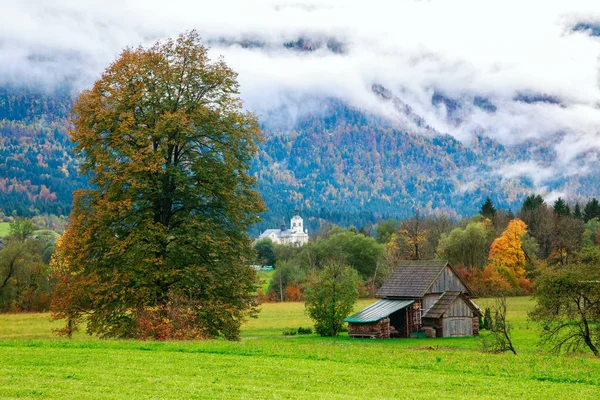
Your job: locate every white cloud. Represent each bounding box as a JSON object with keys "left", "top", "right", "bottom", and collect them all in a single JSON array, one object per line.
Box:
[{"left": 2, "top": 0, "right": 600, "bottom": 189}]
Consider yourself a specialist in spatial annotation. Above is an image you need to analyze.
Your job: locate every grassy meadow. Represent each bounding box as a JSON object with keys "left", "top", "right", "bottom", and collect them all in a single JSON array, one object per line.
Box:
[
  {"left": 1, "top": 297, "right": 599, "bottom": 399},
  {"left": 0, "top": 222, "right": 10, "bottom": 237},
  {"left": 0, "top": 222, "right": 60, "bottom": 239}
]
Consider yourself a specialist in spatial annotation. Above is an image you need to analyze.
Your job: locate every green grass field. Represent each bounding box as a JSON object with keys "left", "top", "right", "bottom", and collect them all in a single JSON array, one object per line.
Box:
[
  {"left": 1, "top": 297, "right": 599, "bottom": 399},
  {"left": 0, "top": 222, "right": 10, "bottom": 237},
  {"left": 0, "top": 222, "right": 60, "bottom": 239}
]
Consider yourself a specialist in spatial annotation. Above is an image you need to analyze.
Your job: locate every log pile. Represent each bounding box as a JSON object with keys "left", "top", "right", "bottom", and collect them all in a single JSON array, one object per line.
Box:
[
  {"left": 348, "top": 318, "right": 391, "bottom": 339},
  {"left": 472, "top": 317, "right": 480, "bottom": 336}
]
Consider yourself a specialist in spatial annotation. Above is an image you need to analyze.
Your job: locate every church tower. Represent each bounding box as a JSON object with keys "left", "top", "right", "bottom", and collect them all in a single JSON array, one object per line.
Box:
[{"left": 290, "top": 208, "right": 305, "bottom": 234}]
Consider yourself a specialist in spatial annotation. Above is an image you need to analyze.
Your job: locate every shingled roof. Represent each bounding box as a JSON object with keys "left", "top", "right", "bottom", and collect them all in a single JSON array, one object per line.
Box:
[{"left": 376, "top": 260, "right": 453, "bottom": 298}]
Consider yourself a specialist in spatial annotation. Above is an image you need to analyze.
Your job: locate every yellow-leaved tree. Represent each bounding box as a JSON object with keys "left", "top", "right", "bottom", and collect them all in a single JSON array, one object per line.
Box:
[{"left": 483, "top": 218, "right": 531, "bottom": 294}]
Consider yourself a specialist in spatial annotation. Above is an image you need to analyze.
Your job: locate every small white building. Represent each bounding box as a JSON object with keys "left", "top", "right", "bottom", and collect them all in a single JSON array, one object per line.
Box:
[{"left": 257, "top": 210, "right": 309, "bottom": 247}]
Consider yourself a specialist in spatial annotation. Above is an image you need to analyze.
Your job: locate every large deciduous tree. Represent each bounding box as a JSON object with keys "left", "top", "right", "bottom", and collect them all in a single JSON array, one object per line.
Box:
[
  {"left": 253, "top": 238, "right": 276, "bottom": 267},
  {"left": 436, "top": 217, "right": 494, "bottom": 269},
  {"left": 51, "top": 31, "right": 265, "bottom": 340},
  {"left": 315, "top": 229, "right": 384, "bottom": 280},
  {"left": 397, "top": 209, "right": 431, "bottom": 260}
]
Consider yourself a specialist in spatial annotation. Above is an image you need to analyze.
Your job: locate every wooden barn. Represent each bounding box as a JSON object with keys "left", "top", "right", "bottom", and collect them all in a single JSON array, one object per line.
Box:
[{"left": 345, "top": 260, "right": 481, "bottom": 339}]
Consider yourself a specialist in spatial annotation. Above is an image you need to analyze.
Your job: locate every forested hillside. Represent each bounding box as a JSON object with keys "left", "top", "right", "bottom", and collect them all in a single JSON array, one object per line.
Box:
[
  {"left": 0, "top": 84, "right": 597, "bottom": 234},
  {"left": 253, "top": 99, "right": 543, "bottom": 233},
  {"left": 0, "top": 86, "right": 85, "bottom": 217}
]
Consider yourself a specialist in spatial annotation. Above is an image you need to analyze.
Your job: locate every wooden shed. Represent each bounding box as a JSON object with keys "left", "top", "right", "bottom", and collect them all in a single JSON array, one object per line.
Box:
[{"left": 345, "top": 260, "right": 481, "bottom": 338}]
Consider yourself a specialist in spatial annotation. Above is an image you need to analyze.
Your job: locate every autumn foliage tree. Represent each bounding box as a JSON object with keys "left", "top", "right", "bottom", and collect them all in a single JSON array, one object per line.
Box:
[
  {"left": 50, "top": 31, "right": 264, "bottom": 340},
  {"left": 484, "top": 218, "right": 531, "bottom": 294},
  {"left": 396, "top": 209, "right": 430, "bottom": 260}
]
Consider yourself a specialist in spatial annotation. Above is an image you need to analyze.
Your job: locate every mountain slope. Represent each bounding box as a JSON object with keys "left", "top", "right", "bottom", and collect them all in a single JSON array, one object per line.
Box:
[
  {"left": 0, "top": 84, "right": 597, "bottom": 234},
  {"left": 0, "top": 86, "right": 85, "bottom": 217}
]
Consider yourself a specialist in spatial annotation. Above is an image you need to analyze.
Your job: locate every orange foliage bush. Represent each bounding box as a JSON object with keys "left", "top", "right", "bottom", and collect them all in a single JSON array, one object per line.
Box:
[
  {"left": 284, "top": 282, "right": 304, "bottom": 302},
  {"left": 256, "top": 288, "right": 269, "bottom": 304}
]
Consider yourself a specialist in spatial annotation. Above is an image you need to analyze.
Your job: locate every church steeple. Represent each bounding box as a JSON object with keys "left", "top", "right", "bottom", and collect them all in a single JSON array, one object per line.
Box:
[
  {"left": 280, "top": 217, "right": 286, "bottom": 231},
  {"left": 290, "top": 209, "right": 304, "bottom": 234}
]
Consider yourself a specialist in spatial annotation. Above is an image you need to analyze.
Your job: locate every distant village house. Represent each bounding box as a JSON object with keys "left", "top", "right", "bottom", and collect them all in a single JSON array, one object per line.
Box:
[
  {"left": 345, "top": 260, "right": 481, "bottom": 339},
  {"left": 256, "top": 210, "right": 309, "bottom": 247}
]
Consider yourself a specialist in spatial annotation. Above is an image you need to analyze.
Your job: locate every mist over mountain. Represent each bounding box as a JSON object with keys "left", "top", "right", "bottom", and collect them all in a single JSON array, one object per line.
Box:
[{"left": 1, "top": 1, "right": 600, "bottom": 232}]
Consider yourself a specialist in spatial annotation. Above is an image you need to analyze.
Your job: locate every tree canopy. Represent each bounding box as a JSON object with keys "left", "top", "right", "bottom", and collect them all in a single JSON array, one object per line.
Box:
[
  {"left": 584, "top": 198, "right": 600, "bottom": 222},
  {"left": 530, "top": 263, "right": 600, "bottom": 357},
  {"left": 436, "top": 217, "right": 494, "bottom": 269},
  {"left": 480, "top": 197, "right": 497, "bottom": 220},
  {"left": 485, "top": 218, "right": 529, "bottom": 293},
  {"left": 305, "top": 263, "right": 359, "bottom": 337},
  {"left": 552, "top": 197, "right": 570, "bottom": 217},
  {"left": 51, "top": 31, "right": 264, "bottom": 340}
]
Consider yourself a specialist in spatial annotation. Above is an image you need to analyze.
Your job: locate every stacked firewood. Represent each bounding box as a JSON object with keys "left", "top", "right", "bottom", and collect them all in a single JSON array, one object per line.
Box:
[
  {"left": 472, "top": 317, "right": 480, "bottom": 336},
  {"left": 347, "top": 318, "right": 391, "bottom": 338},
  {"left": 378, "top": 318, "right": 391, "bottom": 338}
]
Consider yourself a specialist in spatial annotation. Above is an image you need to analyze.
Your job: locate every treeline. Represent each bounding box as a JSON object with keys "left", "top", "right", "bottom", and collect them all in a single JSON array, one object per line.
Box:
[
  {"left": 255, "top": 195, "right": 600, "bottom": 300},
  {"left": 0, "top": 218, "right": 57, "bottom": 312}
]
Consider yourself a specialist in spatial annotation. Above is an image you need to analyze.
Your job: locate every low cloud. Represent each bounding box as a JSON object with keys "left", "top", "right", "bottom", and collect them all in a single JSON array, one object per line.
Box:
[{"left": 2, "top": 0, "right": 600, "bottom": 194}]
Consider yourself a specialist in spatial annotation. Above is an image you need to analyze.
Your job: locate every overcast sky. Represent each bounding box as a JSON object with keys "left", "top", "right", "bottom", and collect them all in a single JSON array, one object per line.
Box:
[{"left": 2, "top": 0, "right": 600, "bottom": 195}]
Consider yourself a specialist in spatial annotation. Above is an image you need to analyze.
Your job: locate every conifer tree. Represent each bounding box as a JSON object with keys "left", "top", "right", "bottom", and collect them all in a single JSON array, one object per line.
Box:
[
  {"left": 480, "top": 197, "right": 497, "bottom": 220},
  {"left": 573, "top": 202, "right": 583, "bottom": 219},
  {"left": 520, "top": 194, "right": 545, "bottom": 213},
  {"left": 584, "top": 198, "right": 600, "bottom": 222},
  {"left": 552, "top": 197, "right": 570, "bottom": 217}
]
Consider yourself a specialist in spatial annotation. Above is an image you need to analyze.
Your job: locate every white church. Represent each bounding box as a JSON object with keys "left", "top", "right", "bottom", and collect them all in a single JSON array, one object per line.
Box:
[{"left": 257, "top": 210, "right": 309, "bottom": 247}]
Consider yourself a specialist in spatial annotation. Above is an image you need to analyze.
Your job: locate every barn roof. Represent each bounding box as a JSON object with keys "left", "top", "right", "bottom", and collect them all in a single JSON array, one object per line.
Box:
[
  {"left": 377, "top": 260, "right": 448, "bottom": 298},
  {"left": 344, "top": 299, "right": 415, "bottom": 323},
  {"left": 376, "top": 260, "right": 475, "bottom": 298}
]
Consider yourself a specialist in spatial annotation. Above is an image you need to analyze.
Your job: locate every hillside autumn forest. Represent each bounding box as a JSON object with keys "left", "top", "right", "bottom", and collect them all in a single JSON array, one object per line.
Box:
[
  {"left": 0, "top": 85, "right": 85, "bottom": 217},
  {"left": 2, "top": 84, "right": 600, "bottom": 234}
]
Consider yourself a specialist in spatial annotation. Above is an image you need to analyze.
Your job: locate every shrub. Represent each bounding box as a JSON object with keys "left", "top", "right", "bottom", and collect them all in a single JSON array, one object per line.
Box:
[
  {"left": 483, "top": 307, "right": 492, "bottom": 330},
  {"left": 285, "top": 282, "right": 304, "bottom": 302},
  {"left": 282, "top": 328, "right": 297, "bottom": 336},
  {"left": 297, "top": 327, "right": 312, "bottom": 335}
]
